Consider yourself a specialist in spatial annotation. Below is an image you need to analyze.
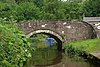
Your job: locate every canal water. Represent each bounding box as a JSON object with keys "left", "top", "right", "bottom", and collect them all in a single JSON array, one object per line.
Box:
[
  {"left": 24, "top": 46, "right": 99, "bottom": 67},
  {"left": 24, "top": 35, "right": 99, "bottom": 67}
]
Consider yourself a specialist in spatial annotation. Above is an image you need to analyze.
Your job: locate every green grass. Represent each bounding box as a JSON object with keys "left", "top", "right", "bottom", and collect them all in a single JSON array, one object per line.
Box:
[{"left": 64, "top": 38, "right": 100, "bottom": 55}]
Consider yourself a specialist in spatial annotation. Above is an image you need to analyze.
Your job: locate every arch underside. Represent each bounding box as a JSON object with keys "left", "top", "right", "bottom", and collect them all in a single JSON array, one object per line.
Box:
[{"left": 27, "top": 30, "right": 63, "bottom": 50}]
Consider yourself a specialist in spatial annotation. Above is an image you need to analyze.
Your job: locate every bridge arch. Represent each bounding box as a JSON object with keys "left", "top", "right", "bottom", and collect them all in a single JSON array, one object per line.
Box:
[
  {"left": 83, "top": 21, "right": 97, "bottom": 38},
  {"left": 26, "top": 30, "right": 64, "bottom": 50}
]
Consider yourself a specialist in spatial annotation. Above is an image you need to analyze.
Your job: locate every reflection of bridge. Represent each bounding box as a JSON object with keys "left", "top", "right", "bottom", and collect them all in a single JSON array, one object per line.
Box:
[{"left": 17, "top": 20, "right": 99, "bottom": 50}]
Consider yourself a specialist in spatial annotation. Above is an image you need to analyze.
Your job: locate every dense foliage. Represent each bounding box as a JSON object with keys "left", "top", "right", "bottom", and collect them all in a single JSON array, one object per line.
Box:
[
  {"left": 0, "top": 0, "right": 86, "bottom": 22},
  {"left": 0, "top": 18, "right": 32, "bottom": 67},
  {"left": 0, "top": 0, "right": 99, "bottom": 22},
  {"left": 0, "top": 0, "right": 100, "bottom": 22},
  {"left": 83, "top": 0, "right": 100, "bottom": 17}
]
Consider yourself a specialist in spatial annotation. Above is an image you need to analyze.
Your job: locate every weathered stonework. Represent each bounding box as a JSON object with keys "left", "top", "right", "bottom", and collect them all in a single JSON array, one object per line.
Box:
[
  {"left": 17, "top": 20, "right": 96, "bottom": 44},
  {"left": 83, "top": 17, "right": 100, "bottom": 38}
]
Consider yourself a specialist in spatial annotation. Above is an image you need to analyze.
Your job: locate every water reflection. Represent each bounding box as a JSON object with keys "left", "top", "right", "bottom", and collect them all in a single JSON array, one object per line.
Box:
[
  {"left": 24, "top": 46, "right": 62, "bottom": 67},
  {"left": 24, "top": 34, "right": 99, "bottom": 67},
  {"left": 24, "top": 45, "right": 99, "bottom": 67}
]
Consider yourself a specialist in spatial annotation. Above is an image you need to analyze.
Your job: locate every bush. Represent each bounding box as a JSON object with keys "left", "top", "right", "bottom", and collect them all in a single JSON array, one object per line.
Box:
[
  {"left": 0, "top": 18, "right": 32, "bottom": 67},
  {"left": 64, "top": 39, "right": 100, "bottom": 58}
]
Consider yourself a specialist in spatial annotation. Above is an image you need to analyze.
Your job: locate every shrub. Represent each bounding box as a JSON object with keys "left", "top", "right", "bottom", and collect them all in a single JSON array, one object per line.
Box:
[
  {"left": 0, "top": 18, "right": 32, "bottom": 67},
  {"left": 64, "top": 39, "right": 100, "bottom": 58}
]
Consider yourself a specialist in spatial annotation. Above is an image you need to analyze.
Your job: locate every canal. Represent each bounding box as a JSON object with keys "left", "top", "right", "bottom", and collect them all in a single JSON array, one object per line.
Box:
[{"left": 24, "top": 34, "right": 99, "bottom": 67}]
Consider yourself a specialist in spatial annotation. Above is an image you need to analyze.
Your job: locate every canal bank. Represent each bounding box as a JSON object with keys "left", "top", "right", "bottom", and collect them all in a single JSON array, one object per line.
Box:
[
  {"left": 90, "top": 51, "right": 100, "bottom": 59},
  {"left": 64, "top": 38, "right": 100, "bottom": 63}
]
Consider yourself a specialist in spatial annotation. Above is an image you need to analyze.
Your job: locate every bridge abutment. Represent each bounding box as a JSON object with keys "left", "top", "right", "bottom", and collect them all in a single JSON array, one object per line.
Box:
[{"left": 83, "top": 17, "right": 100, "bottom": 38}]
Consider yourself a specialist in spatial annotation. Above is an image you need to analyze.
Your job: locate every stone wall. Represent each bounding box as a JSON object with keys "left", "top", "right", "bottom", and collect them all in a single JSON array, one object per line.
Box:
[
  {"left": 83, "top": 17, "right": 100, "bottom": 38},
  {"left": 17, "top": 20, "right": 96, "bottom": 43},
  {"left": 84, "top": 21, "right": 100, "bottom": 38}
]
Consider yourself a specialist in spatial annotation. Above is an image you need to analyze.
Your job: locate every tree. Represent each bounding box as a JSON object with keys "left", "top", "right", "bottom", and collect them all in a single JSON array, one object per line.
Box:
[
  {"left": 0, "top": 0, "right": 16, "bottom": 5},
  {"left": 12, "top": 2, "right": 42, "bottom": 21},
  {"left": 0, "top": 0, "right": 85, "bottom": 21},
  {"left": 83, "top": 0, "right": 100, "bottom": 17},
  {"left": 34, "top": 0, "right": 67, "bottom": 20},
  {"left": 64, "top": 0, "right": 84, "bottom": 20}
]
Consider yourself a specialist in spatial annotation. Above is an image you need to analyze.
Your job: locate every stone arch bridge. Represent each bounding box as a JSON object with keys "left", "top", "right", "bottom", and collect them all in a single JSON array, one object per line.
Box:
[{"left": 17, "top": 20, "right": 98, "bottom": 50}]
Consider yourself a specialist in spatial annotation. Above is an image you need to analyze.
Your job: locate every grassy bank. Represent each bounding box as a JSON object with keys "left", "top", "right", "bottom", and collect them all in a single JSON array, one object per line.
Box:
[{"left": 64, "top": 39, "right": 100, "bottom": 57}]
